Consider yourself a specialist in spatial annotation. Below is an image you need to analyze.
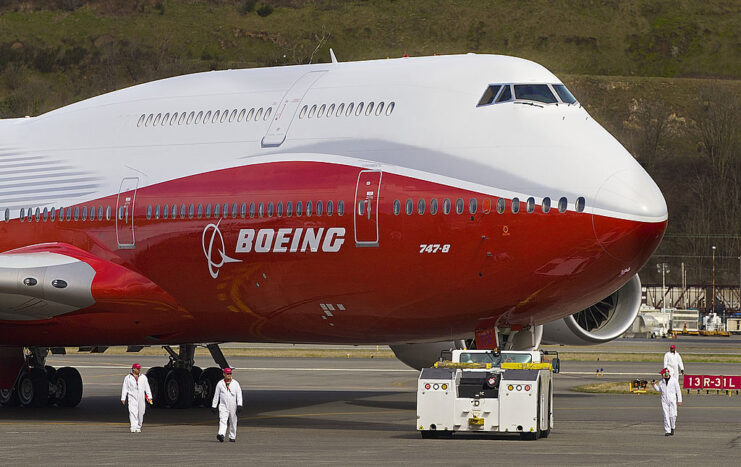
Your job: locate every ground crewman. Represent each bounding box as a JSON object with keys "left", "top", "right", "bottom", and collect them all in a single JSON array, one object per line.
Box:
[{"left": 211, "top": 367, "right": 243, "bottom": 442}]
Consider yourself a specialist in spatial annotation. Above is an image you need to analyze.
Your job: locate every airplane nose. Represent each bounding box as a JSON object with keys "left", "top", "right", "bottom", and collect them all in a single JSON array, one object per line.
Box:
[{"left": 592, "top": 168, "right": 668, "bottom": 263}]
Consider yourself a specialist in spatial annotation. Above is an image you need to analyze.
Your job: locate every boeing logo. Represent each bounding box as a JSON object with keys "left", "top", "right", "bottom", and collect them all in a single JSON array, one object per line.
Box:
[{"left": 202, "top": 220, "right": 243, "bottom": 279}]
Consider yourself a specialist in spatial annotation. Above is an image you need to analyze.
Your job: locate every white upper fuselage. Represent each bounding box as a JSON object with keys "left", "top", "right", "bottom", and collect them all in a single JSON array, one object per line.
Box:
[{"left": 0, "top": 53, "right": 667, "bottom": 225}]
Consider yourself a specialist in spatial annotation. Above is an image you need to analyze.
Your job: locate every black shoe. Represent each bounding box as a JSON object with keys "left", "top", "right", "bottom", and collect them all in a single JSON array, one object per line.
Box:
[
  {"left": 229, "top": 438, "right": 236, "bottom": 442},
  {"left": 217, "top": 434, "right": 225, "bottom": 442},
  {"left": 671, "top": 428, "right": 675, "bottom": 435},
  {"left": 665, "top": 433, "right": 671, "bottom": 436}
]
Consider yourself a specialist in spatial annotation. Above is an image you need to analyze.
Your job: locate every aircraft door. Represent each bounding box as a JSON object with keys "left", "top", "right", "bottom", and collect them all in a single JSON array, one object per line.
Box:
[
  {"left": 353, "top": 170, "right": 382, "bottom": 247},
  {"left": 262, "top": 70, "right": 327, "bottom": 147},
  {"left": 116, "top": 177, "right": 138, "bottom": 249}
]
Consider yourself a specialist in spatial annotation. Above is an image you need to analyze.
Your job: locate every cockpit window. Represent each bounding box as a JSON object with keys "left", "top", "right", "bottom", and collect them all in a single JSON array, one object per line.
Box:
[
  {"left": 477, "top": 85, "right": 502, "bottom": 106},
  {"left": 513, "top": 84, "right": 557, "bottom": 104},
  {"left": 552, "top": 84, "right": 577, "bottom": 104},
  {"left": 496, "top": 85, "right": 512, "bottom": 102}
]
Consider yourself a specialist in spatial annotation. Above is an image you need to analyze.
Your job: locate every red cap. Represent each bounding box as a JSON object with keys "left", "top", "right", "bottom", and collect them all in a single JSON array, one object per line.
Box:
[
  {"left": 660, "top": 368, "right": 669, "bottom": 376},
  {"left": 132, "top": 363, "right": 141, "bottom": 369},
  {"left": 670, "top": 345, "right": 676, "bottom": 349},
  {"left": 223, "top": 367, "right": 232, "bottom": 374}
]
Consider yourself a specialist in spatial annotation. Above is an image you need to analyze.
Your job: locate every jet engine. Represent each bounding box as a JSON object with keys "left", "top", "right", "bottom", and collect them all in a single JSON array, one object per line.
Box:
[
  {"left": 541, "top": 274, "right": 642, "bottom": 345},
  {"left": 390, "top": 340, "right": 466, "bottom": 370}
]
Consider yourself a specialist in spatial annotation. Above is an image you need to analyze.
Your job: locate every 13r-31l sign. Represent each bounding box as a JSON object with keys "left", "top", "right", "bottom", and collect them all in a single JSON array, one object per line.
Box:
[{"left": 683, "top": 375, "right": 741, "bottom": 390}]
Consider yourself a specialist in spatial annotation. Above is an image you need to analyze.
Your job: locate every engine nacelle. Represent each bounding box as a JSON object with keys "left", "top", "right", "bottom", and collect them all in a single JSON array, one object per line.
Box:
[
  {"left": 542, "top": 274, "right": 642, "bottom": 345},
  {"left": 390, "top": 340, "right": 466, "bottom": 370}
]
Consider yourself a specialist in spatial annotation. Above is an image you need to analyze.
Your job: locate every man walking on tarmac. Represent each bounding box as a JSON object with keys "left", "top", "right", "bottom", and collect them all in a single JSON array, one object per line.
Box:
[
  {"left": 121, "top": 363, "right": 153, "bottom": 433},
  {"left": 652, "top": 368, "right": 682, "bottom": 436},
  {"left": 663, "top": 344, "right": 685, "bottom": 379},
  {"left": 211, "top": 367, "right": 243, "bottom": 442}
]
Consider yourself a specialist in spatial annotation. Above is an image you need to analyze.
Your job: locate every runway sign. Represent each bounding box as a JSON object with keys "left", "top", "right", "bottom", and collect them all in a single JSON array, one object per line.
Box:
[{"left": 684, "top": 375, "right": 741, "bottom": 390}]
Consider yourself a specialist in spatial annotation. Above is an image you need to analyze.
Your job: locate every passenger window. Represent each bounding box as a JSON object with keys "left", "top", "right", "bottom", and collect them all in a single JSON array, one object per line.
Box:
[
  {"left": 98, "top": 206, "right": 103, "bottom": 220},
  {"left": 514, "top": 85, "right": 557, "bottom": 104},
  {"left": 74, "top": 207, "right": 79, "bottom": 221},
  {"left": 338, "top": 200, "right": 344, "bottom": 216},
  {"left": 306, "top": 201, "right": 313, "bottom": 217},
  {"left": 456, "top": 198, "right": 464, "bottom": 215},
  {"left": 153, "top": 114, "right": 161, "bottom": 126},
  {"left": 477, "top": 85, "right": 502, "bottom": 106},
  {"left": 296, "top": 201, "right": 303, "bottom": 216},
  {"left": 249, "top": 202, "right": 255, "bottom": 218},
  {"left": 430, "top": 198, "right": 438, "bottom": 215},
  {"left": 511, "top": 198, "right": 520, "bottom": 214},
  {"left": 240, "top": 203, "right": 247, "bottom": 218},
  {"left": 155, "top": 205, "right": 161, "bottom": 219},
  {"left": 526, "top": 197, "right": 535, "bottom": 213},
  {"left": 469, "top": 198, "right": 477, "bottom": 214},
  {"left": 213, "top": 203, "right": 219, "bottom": 218},
  {"left": 576, "top": 197, "right": 585, "bottom": 213},
  {"left": 496, "top": 85, "right": 512, "bottom": 103},
  {"left": 198, "top": 204, "right": 204, "bottom": 219},
  {"left": 277, "top": 202, "right": 283, "bottom": 217},
  {"left": 443, "top": 198, "right": 451, "bottom": 215},
  {"left": 211, "top": 110, "right": 219, "bottom": 123},
  {"left": 180, "top": 204, "right": 186, "bottom": 219},
  {"left": 309, "top": 105, "right": 317, "bottom": 118},
  {"left": 286, "top": 202, "right": 293, "bottom": 217},
  {"left": 268, "top": 202, "right": 274, "bottom": 217},
  {"left": 386, "top": 102, "right": 395, "bottom": 115},
  {"left": 346, "top": 103, "right": 354, "bottom": 116},
  {"left": 195, "top": 111, "right": 203, "bottom": 124},
  {"left": 355, "top": 102, "right": 364, "bottom": 116},
  {"left": 553, "top": 84, "right": 577, "bottom": 104},
  {"left": 326, "top": 200, "right": 333, "bottom": 216},
  {"left": 559, "top": 197, "right": 568, "bottom": 213},
  {"left": 146, "top": 205, "right": 152, "bottom": 219},
  {"left": 170, "top": 113, "right": 178, "bottom": 125},
  {"left": 230, "top": 109, "right": 238, "bottom": 122},
  {"left": 264, "top": 107, "right": 272, "bottom": 120},
  {"left": 3, "top": 208, "right": 8, "bottom": 222},
  {"left": 358, "top": 200, "right": 365, "bottom": 216},
  {"left": 327, "top": 104, "right": 335, "bottom": 117},
  {"left": 231, "top": 203, "right": 238, "bottom": 219},
  {"left": 417, "top": 199, "right": 425, "bottom": 215},
  {"left": 81, "top": 207, "right": 87, "bottom": 221},
  {"left": 137, "top": 115, "right": 145, "bottom": 127},
  {"left": 19, "top": 208, "right": 25, "bottom": 222},
  {"left": 171, "top": 204, "right": 177, "bottom": 219},
  {"left": 42, "top": 207, "right": 48, "bottom": 222},
  {"left": 405, "top": 199, "right": 413, "bottom": 215},
  {"left": 205, "top": 204, "right": 211, "bottom": 218},
  {"left": 255, "top": 108, "right": 263, "bottom": 121},
  {"left": 318, "top": 104, "right": 326, "bottom": 118},
  {"left": 204, "top": 111, "right": 212, "bottom": 123},
  {"left": 238, "top": 109, "right": 246, "bottom": 121},
  {"left": 247, "top": 108, "right": 255, "bottom": 120},
  {"left": 187, "top": 112, "right": 195, "bottom": 124},
  {"left": 366, "top": 102, "right": 374, "bottom": 115},
  {"left": 542, "top": 197, "right": 551, "bottom": 213},
  {"left": 316, "top": 201, "right": 323, "bottom": 216},
  {"left": 376, "top": 102, "right": 385, "bottom": 116},
  {"left": 336, "top": 103, "right": 345, "bottom": 117},
  {"left": 497, "top": 198, "right": 505, "bottom": 214},
  {"left": 258, "top": 203, "right": 265, "bottom": 217},
  {"left": 162, "top": 113, "right": 170, "bottom": 125},
  {"left": 179, "top": 113, "right": 186, "bottom": 125},
  {"left": 221, "top": 109, "right": 229, "bottom": 123},
  {"left": 65, "top": 207, "right": 71, "bottom": 221},
  {"left": 188, "top": 204, "right": 194, "bottom": 219}
]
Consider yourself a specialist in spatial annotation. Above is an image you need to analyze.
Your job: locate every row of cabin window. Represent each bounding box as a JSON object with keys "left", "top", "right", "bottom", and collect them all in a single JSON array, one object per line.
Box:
[
  {"left": 137, "top": 107, "right": 273, "bottom": 128},
  {"left": 392, "top": 196, "right": 586, "bottom": 216},
  {"left": 14, "top": 205, "right": 113, "bottom": 222},
  {"left": 299, "top": 101, "right": 395, "bottom": 119},
  {"left": 145, "top": 200, "right": 346, "bottom": 220}
]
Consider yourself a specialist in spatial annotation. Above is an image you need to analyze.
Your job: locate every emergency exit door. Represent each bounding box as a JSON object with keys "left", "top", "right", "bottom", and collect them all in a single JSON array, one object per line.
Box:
[
  {"left": 116, "top": 177, "right": 138, "bottom": 249},
  {"left": 354, "top": 170, "right": 382, "bottom": 247},
  {"left": 262, "top": 71, "right": 327, "bottom": 147}
]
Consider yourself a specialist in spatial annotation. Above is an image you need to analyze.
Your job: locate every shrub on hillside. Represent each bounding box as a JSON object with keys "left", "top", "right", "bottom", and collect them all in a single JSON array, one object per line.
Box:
[
  {"left": 257, "top": 4, "right": 273, "bottom": 17},
  {"left": 237, "top": 0, "right": 256, "bottom": 15}
]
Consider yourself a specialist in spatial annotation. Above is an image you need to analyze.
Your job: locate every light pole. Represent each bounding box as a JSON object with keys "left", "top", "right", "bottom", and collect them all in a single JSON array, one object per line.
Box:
[
  {"left": 712, "top": 245, "right": 715, "bottom": 314},
  {"left": 657, "top": 262, "right": 670, "bottom": 329}
]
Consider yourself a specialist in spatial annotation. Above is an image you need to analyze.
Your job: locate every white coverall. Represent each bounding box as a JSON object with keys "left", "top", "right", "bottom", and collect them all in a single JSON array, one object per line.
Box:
[
  {"left": 663, "top": 352, "right": 685, "bottom": 379},
  {"left": 653, "top": 377, "right": 682, "bottom": 434},
  {"left": 121, "top": 373, "right": 152, "bottom": 432},
  {"left": 212, "top": 379, "right": 243, "bottom": 440}
]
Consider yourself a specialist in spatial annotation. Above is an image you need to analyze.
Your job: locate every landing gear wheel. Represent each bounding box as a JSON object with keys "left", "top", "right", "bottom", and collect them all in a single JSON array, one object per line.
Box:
[
  {"left": 18, "top": 368, "right": 49, "bottom": 408},
  {"left": 199, "top": 367, "right": 223, "bottom": 408},
  {"left": 164, "top": 368, "right": 195, "bottom": 408},
  {"left": 45, "top": 366, "right": 58, "bottom": 405},
  {"left": 0, "top": 386, "right": 20, "bottom": 407},
  {"left": 146, "top": 367, "right": 167, "bottom": 408},
  {"left": 55, "top": 367, "right": 83, "bottom": 408}
]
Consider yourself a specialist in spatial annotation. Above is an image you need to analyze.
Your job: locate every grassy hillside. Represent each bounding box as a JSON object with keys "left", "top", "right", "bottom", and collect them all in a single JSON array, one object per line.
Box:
[{"left": 0, "top": 0, "right": 739, "bottom": 286}]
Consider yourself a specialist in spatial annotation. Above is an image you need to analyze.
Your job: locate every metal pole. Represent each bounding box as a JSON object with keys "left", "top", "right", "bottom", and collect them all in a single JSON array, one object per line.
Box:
[
  {"left": 681, "top": 262, "right": 686, "bottom": 309},
  {"left": 711, "top": 246, "right": 716, "bottom": 317}
]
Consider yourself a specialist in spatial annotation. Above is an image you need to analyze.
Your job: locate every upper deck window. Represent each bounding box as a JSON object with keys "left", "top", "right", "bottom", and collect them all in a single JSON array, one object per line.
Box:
[
  {"left": 513, "top": 85, "right": 557, "bottom": 104},
  {"left": 553, "top": 84, "right": 577, "bottom": 104}
]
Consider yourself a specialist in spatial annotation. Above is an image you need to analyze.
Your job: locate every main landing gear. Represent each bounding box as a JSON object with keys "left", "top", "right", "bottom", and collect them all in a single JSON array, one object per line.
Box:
[
  {"left": 0, "top": 348, "right": 83, "bottom": 408},
  {"left": 145, "top": 344, "right": 230, "bottom": 409}
]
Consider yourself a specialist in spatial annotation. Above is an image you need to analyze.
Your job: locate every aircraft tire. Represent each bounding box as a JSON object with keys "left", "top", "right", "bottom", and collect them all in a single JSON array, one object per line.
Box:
[
  {"left": 18, "top": 368, "right": 49, "bottom": 408},
  {"left": 146, "top": 367, "right": 167, "bottom": 408},
  {"left": 199, "top": 367, "right": 223, "bottom": 408},
  {"left": 165, "top": 368, "right": 194, "bottom": 409},
  {"left": 55, "top": 367, "right": 83, "bottom": 408},
  {"left": 0, "top": 386, "right": 20, "bottom": 407}
]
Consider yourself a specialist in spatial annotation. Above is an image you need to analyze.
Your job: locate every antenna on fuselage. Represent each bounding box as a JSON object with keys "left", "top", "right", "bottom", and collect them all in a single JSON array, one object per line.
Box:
[{"left": 330, "top": 48, "right": 338, "bottom": 64}]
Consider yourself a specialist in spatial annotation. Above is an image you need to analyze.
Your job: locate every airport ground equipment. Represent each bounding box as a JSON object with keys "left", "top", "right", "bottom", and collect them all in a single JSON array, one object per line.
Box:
[
  {"left": 630, "top": 379, "right": 648, "bottom": 393},
  {"left": 417, "top": 350, "right": 556, "bottom": 439}
]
